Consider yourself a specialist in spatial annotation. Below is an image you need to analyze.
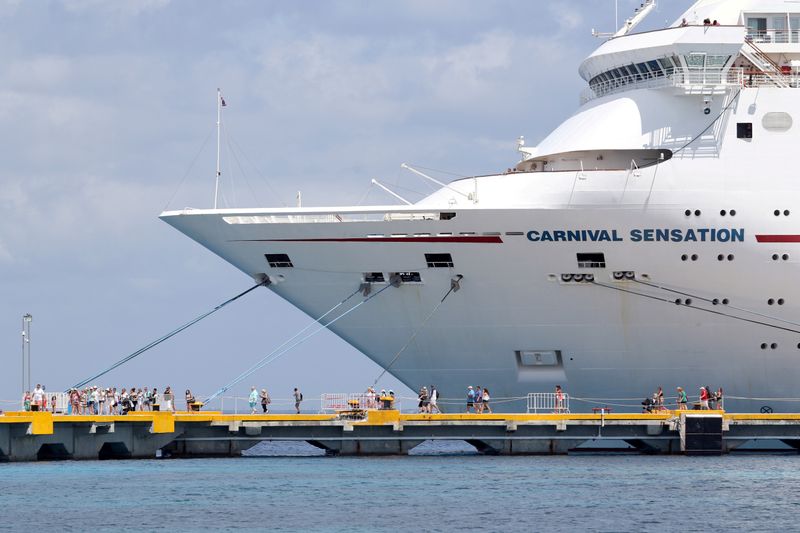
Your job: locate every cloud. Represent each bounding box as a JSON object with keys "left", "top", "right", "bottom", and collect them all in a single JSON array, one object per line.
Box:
[{"left": 61, "top": 0, "right": 170, "bottom": 16}]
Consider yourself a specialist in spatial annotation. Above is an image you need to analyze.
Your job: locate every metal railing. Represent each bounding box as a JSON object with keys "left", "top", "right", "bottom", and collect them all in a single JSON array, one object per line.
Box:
[
  {"left": 747, "top": 29, "right": 800, "bottom": 44},
  {"left": 527, "top": 392, "right": 570, "bottom": 414},
  {"left": 320, "top": 393, "right": 392, "bottom": 413},
  {"left": 581, "top": 67, "right": 800, "bottom": 104}
]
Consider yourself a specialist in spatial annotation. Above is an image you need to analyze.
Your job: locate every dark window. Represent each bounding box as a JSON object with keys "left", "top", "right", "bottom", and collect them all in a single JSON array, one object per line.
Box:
[
  {"left": 425, "top": 253, "right": 454, "bottom": 268},
  {"left": 364, "top": 272, "right": 385, "bottom": 283},
  {"left": 265, "top": 253, "right": 293, "bottom": 268},
  {"left": 439, "top": 212, "right": 456, "bottom": 220},
  {"left": 737, "top": 122, "right": 753, "bottom": 139},
  {"left": 396, "top": 272, "right": 422, "bottom": 283},
  {"left": 577, "top": 253, "right": 606, "bottom": 268}
]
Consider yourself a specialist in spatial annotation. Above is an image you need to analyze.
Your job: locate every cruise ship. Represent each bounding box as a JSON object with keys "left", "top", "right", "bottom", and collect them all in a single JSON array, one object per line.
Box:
[{"left": 162, "top": 0, "right": 800, "bottom": 412}]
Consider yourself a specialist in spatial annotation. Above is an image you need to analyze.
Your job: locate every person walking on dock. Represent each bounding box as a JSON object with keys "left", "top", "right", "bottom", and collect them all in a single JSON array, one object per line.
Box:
[
  {"left": 482, "top": 388, "right": 492, "bottom": 414},
  {"left": 699, "top": 387, "right": 710, "bottom": 410},
  {"left": 185, "top": 389, "right": 196, "bottom": 411},
  {"left": 142, "top": 387, "right": 151, "bottom": 411},
  {"left": 32, "top": 384, "right": 45, "bottom": 412},
  {"left": 676, "top": 386, "right": 688, "bottom": 410},
  {"left": 249, "top": 386, "right": 259, "bottom": 414},
  {"left": 163, "top": 386, "right": 175, "bottom": 413},
  {"left": 474, "top": 386, "right": 484, "bottom": 414},
  {"left": 260, "top": 389, "right": 271, "bottom": 413},
  {"left": 555, "top": 385, "right": 565, "bottom": 414},
  {"left": 466, "top": 386, "right": 475, "bottom": 413},
  {"left": 293, "top": 388, "right": 303, "bottom": 414},
  {"left": 429, "top": 385, "right": 442, "bottom": 413}
]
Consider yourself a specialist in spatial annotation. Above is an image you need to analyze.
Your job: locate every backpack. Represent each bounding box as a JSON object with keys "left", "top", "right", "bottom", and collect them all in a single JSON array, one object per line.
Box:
[{"left": 299, "top": 393, "right": 303, "bottom": 401}]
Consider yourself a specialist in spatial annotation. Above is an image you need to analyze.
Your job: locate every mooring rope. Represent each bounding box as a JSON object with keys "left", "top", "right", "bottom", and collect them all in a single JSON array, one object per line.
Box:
[
  {"left": 69, "top": 281, "right": 268, "bottom": 391},
  {"left": 204, "top": 283, "right": 394, "bottom": 405},
  {"left": 372, "top": 276, "right": 462, "bottom": 387}
]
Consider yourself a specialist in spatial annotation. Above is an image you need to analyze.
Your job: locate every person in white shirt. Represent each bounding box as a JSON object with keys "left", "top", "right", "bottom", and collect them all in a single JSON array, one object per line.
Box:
[{"left": 32, "top": 384, "right": 45, "bottom": 412}]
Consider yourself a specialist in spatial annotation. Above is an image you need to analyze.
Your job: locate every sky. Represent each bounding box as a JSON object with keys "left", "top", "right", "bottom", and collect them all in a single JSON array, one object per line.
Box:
[{"left": 0, "top": 0, "right": 688, "bottom": 410}]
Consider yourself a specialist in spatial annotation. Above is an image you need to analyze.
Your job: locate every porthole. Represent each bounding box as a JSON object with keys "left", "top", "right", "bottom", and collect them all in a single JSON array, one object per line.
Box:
[
  {"left": 712, "top": 298, "right": 719, "bottom": 305},
  {"left": 684, "top": 209, "right": 691, "bottom": 216},
  {"left": 717, "top": 254, "right": 724, "bottom": 261},
  {"left": 730, "top": 209, "right": 737, "bottom": 216},
  {"left": 783, "top": 254, "right": 790, "bottom": 260},
  {"left": 774, "top": 210, "right": 781, "bottom": 216},
  {"left": 685, "top": 298, "right": 693, "bottom": 305},
  {"left": 561, "top": 273, "right": 573, "bottom": 282},
  {"left": 797, "top": 343, "right": 800, "bottom": 349},
  {"left": 681, "top": 254, "right": 688, "bottom": 261},
  {"left": 784, "top": 209, "right": 791, "bottom": 216},
  {"left": 771, "top": 343, "right": 778, "bottom": 350},
  {"left": 778, "top": 298, "right": 785, "bottom": 305},
  {"left": 722, "top": 298, "right": 730, "bottom": 305},
  {"left": 772, "top": 253, "right": 779, "bottom": 261},
  {"left": 694, "top": 209, "right": 701, "bottom": 216},
  {"left": 691, "top": 254, "right": 698, "bottom": 261},
  {"left": 768, "top": 298, "right": 775, "bottom": 305},
  {"left": 760, "top": 343, "right": 768, "bottom": 350},
  {"left": 727, "top": 254, "right": 734, "bottom": 261},
  {"left": 675, "top": 299, "right": 682, "bottom": 305},
  {"left": 720, "top": 210, "right": 726, "bottom": 216}
]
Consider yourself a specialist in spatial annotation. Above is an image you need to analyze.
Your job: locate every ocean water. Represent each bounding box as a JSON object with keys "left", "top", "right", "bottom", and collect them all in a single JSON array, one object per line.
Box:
[{"left": 1, "top": 441, "right": 799, "bottom": 532}]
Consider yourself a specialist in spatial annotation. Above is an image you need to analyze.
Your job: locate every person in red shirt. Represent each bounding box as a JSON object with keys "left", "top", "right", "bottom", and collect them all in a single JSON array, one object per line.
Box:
[{"left": 699, "top": 387, "right": 710, "bottom": 409}]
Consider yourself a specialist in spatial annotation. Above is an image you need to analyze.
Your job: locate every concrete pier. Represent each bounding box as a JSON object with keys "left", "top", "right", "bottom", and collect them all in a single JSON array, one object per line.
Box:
[{"left": 3, "top": 409, "right": 800, "bottom": 461}]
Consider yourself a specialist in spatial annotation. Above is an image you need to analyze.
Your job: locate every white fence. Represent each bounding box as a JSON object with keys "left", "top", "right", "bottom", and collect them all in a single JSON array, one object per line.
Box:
[
  {"left": 321, "top": 393, "right": 394, "bottom": 413},
  {"left": 527, "top": 393, "right": 570, "bottom": 414}
]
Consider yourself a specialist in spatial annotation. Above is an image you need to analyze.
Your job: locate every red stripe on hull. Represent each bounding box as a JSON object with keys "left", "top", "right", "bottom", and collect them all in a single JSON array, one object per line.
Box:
[
  {"left": 755, "top": 235, "right": 800, "bottom": 243},
  {"left": 233, "top": 236, "right": 504, "bottom": 244}
]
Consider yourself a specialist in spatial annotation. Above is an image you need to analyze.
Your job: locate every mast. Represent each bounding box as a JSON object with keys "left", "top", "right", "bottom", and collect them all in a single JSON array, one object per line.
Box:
[{"left": 214, "top": 88, "right": 223, "bottom": 209}]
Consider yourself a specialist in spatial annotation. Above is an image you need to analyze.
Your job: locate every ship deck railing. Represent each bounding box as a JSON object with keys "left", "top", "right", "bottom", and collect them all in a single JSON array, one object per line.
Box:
[{"left": 580, "top": 67, "right": 797, "bottom": 104}]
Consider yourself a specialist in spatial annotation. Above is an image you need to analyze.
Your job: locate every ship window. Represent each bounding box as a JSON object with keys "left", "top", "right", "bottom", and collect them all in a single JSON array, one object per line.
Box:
[
  {"left": 425, "top": 253, "right": 454, "bottom": 268},
  {"left": 517, "top": 350, "right": 561, "bottom": 367},
  {"left": 364, "top": 272, "right": 385, "bottom": 283},
  {"left": 685, "top": 53, "right": 706, "bottom": 69},
  {"left": 706, "top": 55, "right": 730, "bottom": 68},
  {"left": 671, "top": 55, "right": 683, "bottom": 69},
  {"left": 647, "top": 60, "right": 661, "bottom": 73},
  {"left": 393, "top": 272, "right": 422, "bottom": 283},
  {"left": 762, "top": 112, "right": 793, "bottom": 131},
  {"left": 265, "top": 253, "right": 293, "bottom": 268},
  {"left": 737, "top": 122, "right": 753, "bottom": 139},
  {"left": 439, "top": 212, "right": 456, "bottom": 220},
  {"left": 577, "top": 253, "right": 606, "bottom": 269}
]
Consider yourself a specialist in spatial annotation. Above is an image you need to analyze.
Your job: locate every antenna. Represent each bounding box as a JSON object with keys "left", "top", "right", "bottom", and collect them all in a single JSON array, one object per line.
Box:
[
  {"left": 613, "top": 0, "right": 657, "bottom": 38},
  {"left": 214, "top": 88, "right": 225, "bottom": 209}
]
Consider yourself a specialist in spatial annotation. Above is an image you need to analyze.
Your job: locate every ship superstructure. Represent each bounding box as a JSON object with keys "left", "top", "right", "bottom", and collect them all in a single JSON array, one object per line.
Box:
[{"left": 162, "top": 0, "right": 800, "bottom": 412}]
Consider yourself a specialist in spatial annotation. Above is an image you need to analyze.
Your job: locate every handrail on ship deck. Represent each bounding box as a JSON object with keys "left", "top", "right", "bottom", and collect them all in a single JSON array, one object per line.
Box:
[{"left": 580, "top": 67, "right": 796, "bottom": 104}]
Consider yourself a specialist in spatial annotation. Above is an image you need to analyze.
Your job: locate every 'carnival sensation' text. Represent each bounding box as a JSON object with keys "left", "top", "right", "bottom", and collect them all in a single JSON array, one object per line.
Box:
[{"left": 526, "top": 228, "right": 745, "bottom": 243}]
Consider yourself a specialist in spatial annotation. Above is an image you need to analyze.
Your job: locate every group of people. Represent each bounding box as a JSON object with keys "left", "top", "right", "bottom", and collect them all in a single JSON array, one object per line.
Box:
[
  {"left": 20, "top": 384, "right": 187, "bottom": 415},
  {"left": 417, "top": 385, "right": 442, "bottom": 413},
  {"left": 20, "top": 384, "right": 52, "bottom": 413},
  {"left": 66, "top": 385, "right": 180, "bottom": 414},
  {"left": 248, "top": 387, "right": 304, "bottom": 414},
  {"left": 643, "top": 385, "right": 724, "bottom": 412},
  {"left": 466, "top": 385, "right": 492, "bottom": 413},
  {"left": 680, "top": 18, "right": 720, "bottom": 26}
]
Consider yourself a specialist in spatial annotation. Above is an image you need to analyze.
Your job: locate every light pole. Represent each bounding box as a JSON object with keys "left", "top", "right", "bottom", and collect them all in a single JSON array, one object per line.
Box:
[{"left": 22, "top": 314, "right": 32, "bottom": 394}]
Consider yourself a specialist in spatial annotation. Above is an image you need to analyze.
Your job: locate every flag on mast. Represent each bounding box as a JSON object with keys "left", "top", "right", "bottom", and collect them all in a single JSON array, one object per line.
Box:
[{"left": 220, "top": 95, "right": 227, "bottom": 107}]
